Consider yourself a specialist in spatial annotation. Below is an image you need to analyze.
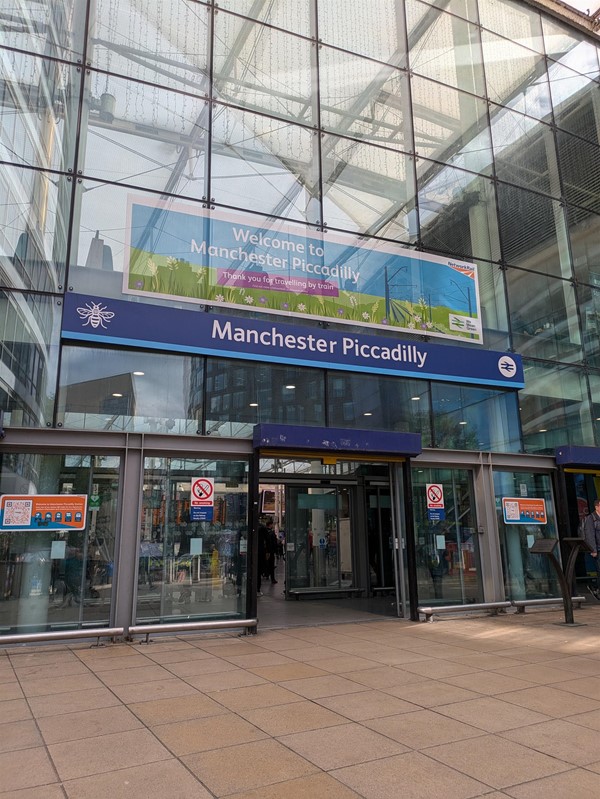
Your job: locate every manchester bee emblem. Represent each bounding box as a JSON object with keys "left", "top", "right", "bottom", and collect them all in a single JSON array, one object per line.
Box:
[{"left": 76, "top": 301, "right": 115, "bottom": 329}]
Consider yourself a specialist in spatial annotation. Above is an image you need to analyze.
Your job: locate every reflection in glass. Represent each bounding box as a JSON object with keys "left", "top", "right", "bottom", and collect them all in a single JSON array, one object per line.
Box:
[
  {"left": 58, "top": 346, "right": 204, "bottom": 435},
  {"left": 322, "top": 135, "right": 417, "bottom": 240},
  {"left": 548, "top": 62, "right": 600, "bottom": 142},
  {"left": 507, "top": 268, "right": 581, "bottom": 364},
  {"left": 556, "top": 132, "right": 600, "bottom": 216},
  {"left": 407, "top": 5, "right": 484, "bottom": 97},
  {"left": 205, "top": 359, "right": 324, "bottom": 439},
  {"left": 88, "top": 0, "right": 210, "bottom": 91},
  {"left": 213, "top": 12, "right": 313, "bottom": 124},
  {"left": 567, "top": 204, "right": 600, "bottom": 287},
  {"left": 491, "top": 110, "right": 559, "bottom": 198},
  {"left": 0, "top": 164, "right": 70, "bottom": 292},
  {"left": 218, "top": 0, "right": 312, "bottom": 36},
  {"left": 327, "top": 372, "right": 432, "bottom": 446},
  {"left": 211, "top": 105, "right": 319, "bottom": 223},
  {"left": 1, "top": 0, "right": 84, "bottom": 62},
  {"left": 412, "top": 76, "right": 492, "bottom": 175},
  {"left": 412, "top": 467, "right": 482, "bottom": 605},
  {"left": 0, "top": 291, "right": 60, "bottom": 428},
  {"left": 319, "top": 47, "right": 411, "bottom": 152},
  {"left": 431, "top": 382, "right": 520, "bottom": 452},
  {"left": 0, "top": 52, "right": 79, "bottom": 173},
  {"left": 81, "top": 71, "right": 208, "bottom": 197},
  {"left": 478, "top": 0, "right": 544, "bottom": 53},
  {"left": 494, "top": 470, "right": 559, "bottom": 601},
  {"left": 481, "top": 31, "right": 552, "bottom": 121},
  {"left": 576, "top": 283, "right": 600, "bottom": 370},
  {"left": 319, "top": 0, "right": 407, "bottom": 67},
  {"left": 542, "top": 16, "right": 600, "bottom": 79},
  {"left": 0, "top": 452, "right": 119, "bottom": 633},
  {"left": 418, "top": 163, "right": 500, "bottom": 262},
  {"left": 519, "top": 360, "right": 592, "bottom": 453},
  {"left": 497, "top": 184, "right": 570, "bottom": 277},
  {"left": 137, "top": 457, "right": 248, "bottom": 625}
]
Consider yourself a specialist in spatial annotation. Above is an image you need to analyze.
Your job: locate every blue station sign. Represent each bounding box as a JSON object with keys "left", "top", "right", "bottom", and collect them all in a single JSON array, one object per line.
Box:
[{"left": 62, "top": 294, "right": 524, "bottom": 389}]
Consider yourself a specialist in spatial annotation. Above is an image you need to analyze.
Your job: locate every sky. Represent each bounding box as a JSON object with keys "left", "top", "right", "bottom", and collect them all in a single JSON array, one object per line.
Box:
[{"left": 562, "top": 0, "right": 600, "bottom": 15}]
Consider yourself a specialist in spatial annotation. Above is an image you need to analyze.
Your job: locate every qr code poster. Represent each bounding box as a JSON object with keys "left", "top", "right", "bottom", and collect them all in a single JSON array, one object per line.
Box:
[
  {"left": 502, "top": 497, "right": 547, "bottom": 525},
  {"left": 0, "top": 494, "right": 88, "bottom": 531},
  {"left": 2, "top": 498, "right": 33, "bottom": 527}
]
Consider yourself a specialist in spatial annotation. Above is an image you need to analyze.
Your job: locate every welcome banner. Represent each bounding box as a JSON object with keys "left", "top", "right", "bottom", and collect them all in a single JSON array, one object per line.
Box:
[{"left": 123, "top": 197, "right": 482, "bottom": 344}]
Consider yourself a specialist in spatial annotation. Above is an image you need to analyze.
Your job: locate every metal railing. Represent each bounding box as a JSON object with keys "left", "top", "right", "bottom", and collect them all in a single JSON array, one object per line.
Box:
[
  {"left": 0, "top": 627, "right": 124, "bottom": 647},
  {"left": 127, "top": 618, "right": 258, "bottom": 643}
]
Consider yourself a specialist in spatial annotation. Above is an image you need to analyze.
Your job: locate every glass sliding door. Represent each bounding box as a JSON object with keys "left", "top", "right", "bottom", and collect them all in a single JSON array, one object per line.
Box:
[
  {"left": 0, "top": 452, "right": 119, "bottom": 634},
  {"left": 136, "top": 457, "right": 249, "bottom": 624},
  {"left": 285, "top": 485, "right": 352, "bottom": 591},
  {"left": 412, "top": 468, "right": 483, "bottom": 605}
]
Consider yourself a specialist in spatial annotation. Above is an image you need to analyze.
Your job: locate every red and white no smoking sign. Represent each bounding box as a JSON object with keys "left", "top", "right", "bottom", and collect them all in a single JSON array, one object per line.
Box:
[
  {"left": 426, "top": 483, "right": 444, "bottom": 509},
  {"left": 191, "top": 477, "right": 214, "bottom": 507}
]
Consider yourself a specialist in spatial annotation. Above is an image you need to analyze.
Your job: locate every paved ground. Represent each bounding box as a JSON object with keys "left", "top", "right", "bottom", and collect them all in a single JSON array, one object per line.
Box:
[{"left": 1, "top": 604, "right": 600, "bottom": 799}]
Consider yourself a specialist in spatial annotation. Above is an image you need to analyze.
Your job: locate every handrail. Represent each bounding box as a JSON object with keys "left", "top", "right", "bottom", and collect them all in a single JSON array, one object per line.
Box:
[
  {"left": 0, "top": 627, "right": 124, "bottom": 647},
  {"left": 418, "top": 601, "right": 510, "bottom": 621},
  {"left": 127, "top": 618, "right": 258, "bottom": 643}
]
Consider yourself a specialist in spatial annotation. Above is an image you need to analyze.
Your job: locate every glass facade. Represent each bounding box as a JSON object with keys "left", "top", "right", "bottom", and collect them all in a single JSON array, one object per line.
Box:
[{"left": 1, "top": 2, "right": 600, "bottom": 627}]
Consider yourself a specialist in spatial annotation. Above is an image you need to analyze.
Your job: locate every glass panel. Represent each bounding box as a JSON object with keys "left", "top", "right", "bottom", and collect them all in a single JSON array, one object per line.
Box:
[
  {"left": 319, "top": 0, "right": 407, "bottom": 67},
  {"left": 319, "top": 47, "right": 411, "bottom": 152},
  {"left": 0, "top": 0, "right": 84, "bottom": 62},
  {"left": 218, "top": 0, "right": 312, "bottom": 36},
  {"left": 326, "top": 372, "right": 432, "bottom": 446},
  {"left": 0, "top": 291, "right": 60, "bottom": 428},
  {"left": 497, "top": 184, "right": 571, "bottom": 277},
  {"left": 481, "top": 32, "right": 552, "bottom": 121},
  {"left": 417, "top": 0, "right": 478, "bottom": 23},
  {"left": 431, "top": 382, "right": 521, "bottom": 452},
  {"left": 548, "top": 62, "right": 600, "bottom": 143},
  {"left": 0, "top": 452, "right": 119, "bottom": 634},
  {"left": 88, "top": 0, "right": 210, "bottom": 92},
  {"left": 589, "top": 371, "right": 600, "bottom": 447},
  {"left": 285, "top": 485, "right": 351, "bottom": 591},
  {"left": 213, "top": 12, "right": 313, "bottom": 124},
  {"left": 366, "top": 486, "right": 394, "bottom": 592},
  {"left": 0, "top": 52, "right": 79, "bottom": 172},
  {"left": 542, "top": 16, "right": 600, "bottom": 80},
  {"left": 577, "top": 282, "right": 600, "bottom": 369},
  {"left": 211, "top": 105, "right": 319, "bottom": 224},
  {"left": 519, "top": 360, "right": 591, "bottom": 453},
  {"left": 322, "top": 134, "right": 417, "bottom": 241},
  {"left": 205, "top": 359, "right": 325, "bottom": 439},
  {"left": 407, "top": 4, "right": 484, "bottom": 97},
  {"left": 0, "top": 163, "right": 70, "bottom": 292},
  {"left": 69, "top": 180, "right": 206, "bottom": 299},
  {"left": 57, "top": 346, "right": 203, "bottom": 435},
  {"left": 568, "top": 204, "right": 600, "bottom": 286},
  {"left": 507, "top": 269, "right": 581, "bottom": 363},
  {"left": 491, "top": 110, "right": 560, "bottom": 197},
  {"left": 557, "top": 132, "right": 600, "bottom": 215},
  {"left": 412, "top": 76, "right": 492, "bottom": 175},
  {"left": 418, "top": 164, "right": 500, "bottom": 262},
  {"left": 81, "top": 71, "right": 207, "bottom": 197},
  {"left": 412, "top": 467, "right": 482, "bottom": 605},
  {"left": 478, "top": 0, "right": 544, "bottom": 54},
  {"left": 493, "top": 470, "right": 559, "bottom": 601},
  {"left": 477, "top": 259, "right": 510, "bottom": 351},
  {"left": 136, "top": 457, "right": 249, "bottom": 624}
]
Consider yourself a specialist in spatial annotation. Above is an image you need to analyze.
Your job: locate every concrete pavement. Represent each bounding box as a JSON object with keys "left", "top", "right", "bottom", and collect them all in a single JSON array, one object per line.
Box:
[{"left": 1, "top": 604, "right": 600, "bottom": 798}]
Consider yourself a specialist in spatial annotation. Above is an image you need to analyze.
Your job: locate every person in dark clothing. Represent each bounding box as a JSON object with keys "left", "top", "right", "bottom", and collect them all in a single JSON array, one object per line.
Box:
[
  {"left": 583, "top": 498, "right": 600, "bottom": 599},
  {"left": 257, "top": 518, "right": 277, "bottom": 595}
]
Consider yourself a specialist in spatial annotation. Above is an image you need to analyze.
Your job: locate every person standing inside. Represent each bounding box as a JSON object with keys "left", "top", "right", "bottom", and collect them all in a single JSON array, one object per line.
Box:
[
  {"left": 265, "top": 518, "right": 278, "bottom": 585},
  {"left": 256, "top": 518, "right": 269, "bottom": 596},
  {"left": 583, "top": 498, "right": 600, "bottom": 599}
]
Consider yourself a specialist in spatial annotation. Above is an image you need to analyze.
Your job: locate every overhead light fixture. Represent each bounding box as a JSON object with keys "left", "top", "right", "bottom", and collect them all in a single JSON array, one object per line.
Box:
[
  {"left": 133, "top": 371, "right": 145, "bottom": 376},
  {"left": 364, "top": 412, "right": 372, "bottom": 416},
  {"left": 539, "top": 428, "right": 547, "bottom": 432},
  {"left": 285, "top": 384, "right": 296, "bottom": 389},
  {"left": 249, "top": 402, "right": 258, "bottom": 407},
  {"left": 459, "top": 420, "right": 467, "bottom": 425},
  {"left": 112, "top": 393, "right": 123, "bottom": 397},
  {"left": 411, "top": 396, "right": 420, "bottom": 401}
]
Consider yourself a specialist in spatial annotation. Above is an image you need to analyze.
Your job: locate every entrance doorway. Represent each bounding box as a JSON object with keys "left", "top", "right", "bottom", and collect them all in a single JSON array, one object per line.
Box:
[{"left": 258, "top": 463, "right": 407, "bottom": 621}]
